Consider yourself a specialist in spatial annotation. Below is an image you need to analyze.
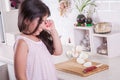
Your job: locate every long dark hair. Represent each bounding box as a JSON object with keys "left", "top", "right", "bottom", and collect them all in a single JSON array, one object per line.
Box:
[{"left": 18, "top": 0, "right": 54, "bottom": 55}]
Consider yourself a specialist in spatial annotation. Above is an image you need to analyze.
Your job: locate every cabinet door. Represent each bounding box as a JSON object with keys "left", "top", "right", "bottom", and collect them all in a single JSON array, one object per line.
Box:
[
  {"left": 0, "top": 64, "right": 10, "bottom": 80},
  {"left": 8, "top": 64, "right": 16, "bottom": 80}
]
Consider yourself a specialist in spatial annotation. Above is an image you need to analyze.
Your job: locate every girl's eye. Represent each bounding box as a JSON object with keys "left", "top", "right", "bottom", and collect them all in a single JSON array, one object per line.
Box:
[
  {"left": 42, "top": 20, "right": 45, "bottom": 23},
  {"left": 43, "top": 20, "right": 48, "bottom": 24}
]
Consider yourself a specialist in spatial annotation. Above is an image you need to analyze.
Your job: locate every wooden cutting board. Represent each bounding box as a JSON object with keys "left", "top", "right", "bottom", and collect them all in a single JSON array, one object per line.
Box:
[{"left": 55, "top": 58, "right": 109, "bottom": 77}]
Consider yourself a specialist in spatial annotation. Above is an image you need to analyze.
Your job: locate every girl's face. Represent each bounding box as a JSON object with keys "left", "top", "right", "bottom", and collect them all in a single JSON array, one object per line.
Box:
[{"left": 28, "top": 15, "right": 48, "bottom": 36}]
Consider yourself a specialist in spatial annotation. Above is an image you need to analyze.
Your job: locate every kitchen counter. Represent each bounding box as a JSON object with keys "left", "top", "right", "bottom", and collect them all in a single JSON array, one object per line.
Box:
[
  {"left": 0, "top": 44, "right": 120, "bottom": 80},
  {"left": 53, "top": 52, "right": 120, "bottom": 80}
]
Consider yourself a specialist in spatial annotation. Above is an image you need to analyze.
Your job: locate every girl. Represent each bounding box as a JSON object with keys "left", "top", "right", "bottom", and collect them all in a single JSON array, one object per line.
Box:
[{"left": 14, "top": 0, "right": 62, "bottom": 80}]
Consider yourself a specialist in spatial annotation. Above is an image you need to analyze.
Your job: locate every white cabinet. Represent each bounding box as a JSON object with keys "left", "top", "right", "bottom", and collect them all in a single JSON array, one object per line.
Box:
[
  {"left": 74, "top": 26, "right": 120, "bottom": 58},
  {"left": 74, "top": 27, "right": 94, "bottom": 52},
  {"left": 8, "top": 64, "right": 16, "bottom": 80},
  {"left": 0, "top": 61, "right": 15, "bottom": 80},
  {"left": 0, "top": 62, "right": 9, "bottom": 80}
]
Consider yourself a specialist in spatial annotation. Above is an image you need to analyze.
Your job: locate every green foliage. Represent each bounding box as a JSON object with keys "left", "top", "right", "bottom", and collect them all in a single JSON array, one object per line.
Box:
[{"left": 73, "top": 0, "right": 97, "bottom": 14}]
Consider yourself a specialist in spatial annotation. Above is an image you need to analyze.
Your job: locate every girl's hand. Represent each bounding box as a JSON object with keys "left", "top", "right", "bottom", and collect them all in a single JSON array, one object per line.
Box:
[{"left": 44, "top": 20, "right": 55, "bottom": 32}]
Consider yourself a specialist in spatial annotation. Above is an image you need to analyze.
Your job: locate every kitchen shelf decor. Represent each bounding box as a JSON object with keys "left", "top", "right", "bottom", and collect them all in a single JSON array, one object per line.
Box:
[
  {"left": 74, "top": 26, "right": 120, "bottom": 58},
  {"left": 73, "top": 0, "right": 96, "bottom": 26},
  {"left": 9, "top": 0, "right": 21, "bottom": 9},
  {"left": 58, "top": 0, "right": 72, "bottom": 16}
]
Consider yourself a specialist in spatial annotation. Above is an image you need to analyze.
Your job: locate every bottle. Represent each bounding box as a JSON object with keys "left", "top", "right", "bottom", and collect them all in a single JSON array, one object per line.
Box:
[{"left": 65, "top": 37, "right": 74, "bottom": 58}]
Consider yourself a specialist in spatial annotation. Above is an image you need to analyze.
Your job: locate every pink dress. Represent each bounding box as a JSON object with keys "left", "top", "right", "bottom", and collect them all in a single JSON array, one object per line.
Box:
[{"left": 14, "top": 35, "right": 58, "bottom": 80}]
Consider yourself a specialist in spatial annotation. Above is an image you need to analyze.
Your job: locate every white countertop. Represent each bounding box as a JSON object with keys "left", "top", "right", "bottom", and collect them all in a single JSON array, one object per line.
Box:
[
  {"left": 0, "top": 44, "right": 120, "bottom": 80},
  {"left": 53, "top": 52, "right": 120, "bottom": 80}
]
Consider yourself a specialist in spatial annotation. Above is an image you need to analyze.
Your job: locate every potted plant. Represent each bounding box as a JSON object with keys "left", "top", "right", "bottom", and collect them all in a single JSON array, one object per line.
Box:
[{"left": 73, "top": 0, "right": 96, "bottom": 26}]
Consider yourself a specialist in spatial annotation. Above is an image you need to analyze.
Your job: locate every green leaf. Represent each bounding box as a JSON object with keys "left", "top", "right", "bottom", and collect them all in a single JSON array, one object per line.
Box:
[
  {"left": 74, "top": 0, "right": 97, "bottom": 13},
  {"left": 75, "top": 5, "right": 81, "bottom": 13}
]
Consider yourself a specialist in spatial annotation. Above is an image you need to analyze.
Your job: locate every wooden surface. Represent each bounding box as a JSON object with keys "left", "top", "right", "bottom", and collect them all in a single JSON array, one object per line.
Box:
[{"left": 55, "top": 58, "right": 109, "bottom": 77}]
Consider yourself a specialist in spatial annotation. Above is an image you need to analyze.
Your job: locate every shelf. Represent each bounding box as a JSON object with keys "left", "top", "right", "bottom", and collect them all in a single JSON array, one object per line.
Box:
[
  {"left": 6, "top": 9, "right": 18, "bottom": 13},
  {"left": 75, "top": 27, "right": 120, "bottom": 38},
  {"left": 74, "top": 26, "right": 93, "bottom": 30},
  {"left": 93, "top": 31, "right": 120, "bottom": 37},
  {"left": 74, "top": 26, "right": 120, "bottom": 57},
  {"left": 4, "top": 0, "right": 19, "bottom": 12}
]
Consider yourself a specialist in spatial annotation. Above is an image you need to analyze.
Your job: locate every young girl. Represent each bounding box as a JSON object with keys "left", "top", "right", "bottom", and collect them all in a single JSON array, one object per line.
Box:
[{"left": 14, "top": 0, "right": 62, "bottom": 80}]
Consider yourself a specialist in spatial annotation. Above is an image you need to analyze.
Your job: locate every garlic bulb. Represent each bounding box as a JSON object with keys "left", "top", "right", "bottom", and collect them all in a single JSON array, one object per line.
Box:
[
  {"left": 78, "top": 51, "right": 89, "bottom": 59},
  {"left": 76, "top": 58, "right": 85, "bottom": 64},
  {"left": 76, "top": 45, "right": 83, "bottom": 53},
  {"left": 72, "top": 52, "right": 79, "bottom": 57},
  {"left": 66, "top": 50, "right": 73, "bottom": 58}
]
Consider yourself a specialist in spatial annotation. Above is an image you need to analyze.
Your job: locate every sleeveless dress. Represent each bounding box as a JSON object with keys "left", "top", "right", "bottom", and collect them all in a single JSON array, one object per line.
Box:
[{"left": 14, "top": 35, "right": 58, "bottom": 80}]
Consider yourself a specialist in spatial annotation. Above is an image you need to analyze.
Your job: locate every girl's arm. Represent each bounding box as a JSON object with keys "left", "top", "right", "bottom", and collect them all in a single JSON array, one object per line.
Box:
[
  {"left": 50, "top": 29, "right": 63, "bottom": 55},
  {"left": 14, "top": 39, "right": 28, "bottom": 80},
  {"left": 45, "top": 20, "right": 63, "bottom": 55}
]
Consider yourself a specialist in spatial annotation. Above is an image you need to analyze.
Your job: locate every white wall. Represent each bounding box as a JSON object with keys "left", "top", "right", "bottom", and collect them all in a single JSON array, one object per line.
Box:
[
  {"left": 1, "top": 0, "right": 120, "bottom": 45},
  {"left": 43, "top": 0, "right": 78, "bottom": 45},
  {"left": 0, "top": 0, "right": 19, "bottom": 33},
  {"left": 93, "top": 0, "right": 120, "bottom": 32},
  {"left": 43, "top": 0, "right": 120, "bottom": 44}
]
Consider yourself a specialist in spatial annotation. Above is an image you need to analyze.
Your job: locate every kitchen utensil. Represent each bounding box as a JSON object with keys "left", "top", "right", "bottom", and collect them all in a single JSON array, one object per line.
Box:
[
  {"left": 55, "top": 58, "right": 109, "bottom": 77},
  {"left": 83, "top": 64, "right": 103, "bottom": 73}
]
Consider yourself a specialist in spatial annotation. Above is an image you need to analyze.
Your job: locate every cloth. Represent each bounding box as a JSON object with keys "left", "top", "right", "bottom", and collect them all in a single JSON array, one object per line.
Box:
[{"left": 14, "top": 35, "right": 58, "bottom": 80}]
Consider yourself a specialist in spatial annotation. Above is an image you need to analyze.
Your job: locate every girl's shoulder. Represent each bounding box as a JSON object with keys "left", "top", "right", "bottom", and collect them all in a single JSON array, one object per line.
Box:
[
  {"left": 15, "top": 35, "right": 29, "bottom": 44},
  {"left": 15, "top": 38, "right": 28, "bottom": 50},
  {"left": 16, "top": 34, "right": 42, "bottom": 44},
  {"left": 16, "top": 34, "right": 29, "bottom": 40},
  {"left": 14, "top": 35, "right": 29, "bottom": 53}
]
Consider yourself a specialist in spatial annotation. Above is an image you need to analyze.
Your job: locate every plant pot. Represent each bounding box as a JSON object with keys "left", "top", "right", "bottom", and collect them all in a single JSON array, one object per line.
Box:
[
  {"left": 77, "top": 14, "right": 86, "bottom": 26},
  {"left": 85, "top": 17, "right": 93, "bottom": 27}
]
